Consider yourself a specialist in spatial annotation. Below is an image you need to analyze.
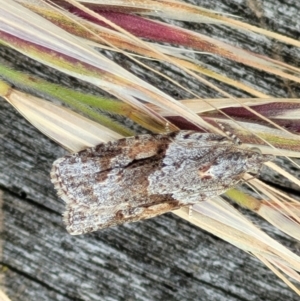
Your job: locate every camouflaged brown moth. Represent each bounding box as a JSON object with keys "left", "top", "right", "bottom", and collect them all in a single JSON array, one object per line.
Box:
[{"left": 50, "top": 130, "right": 273, "bottom": 235}]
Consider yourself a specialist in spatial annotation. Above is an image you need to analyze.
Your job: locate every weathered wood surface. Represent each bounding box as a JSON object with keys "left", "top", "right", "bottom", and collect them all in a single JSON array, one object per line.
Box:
[{"left": 1, "top": 0, "right": 300, "bottom": 300}]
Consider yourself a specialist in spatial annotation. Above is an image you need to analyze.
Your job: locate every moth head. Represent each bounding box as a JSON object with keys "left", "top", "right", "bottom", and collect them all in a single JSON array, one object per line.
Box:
[
  {"left": 242, "top": 148, "right": 274, "bottom": 175},
  {"left": 204, "top": 148, "right": 274, "bottom": 181}
]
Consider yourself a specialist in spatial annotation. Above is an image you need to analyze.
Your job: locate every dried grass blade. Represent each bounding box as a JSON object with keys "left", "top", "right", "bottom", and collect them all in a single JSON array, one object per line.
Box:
[{"left": 3, "top": 85, "right": 120, "bottom": 151}]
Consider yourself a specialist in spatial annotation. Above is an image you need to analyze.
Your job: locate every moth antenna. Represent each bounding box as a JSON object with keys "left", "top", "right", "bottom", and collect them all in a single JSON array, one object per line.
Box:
[{"left": 216, "top": 122, "right": 241, "bottom": 145}]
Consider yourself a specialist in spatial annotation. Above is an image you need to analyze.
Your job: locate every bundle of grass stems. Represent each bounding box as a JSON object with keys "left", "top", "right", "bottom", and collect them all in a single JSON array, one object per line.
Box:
[{"left": 0, "top": 0, "right": 300, "bottom": 299}]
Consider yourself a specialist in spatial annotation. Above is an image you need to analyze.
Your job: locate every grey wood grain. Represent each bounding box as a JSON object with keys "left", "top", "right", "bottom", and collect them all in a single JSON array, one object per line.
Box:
[{"left": 1, "top": 0, "right": 300, "bottom": 300}]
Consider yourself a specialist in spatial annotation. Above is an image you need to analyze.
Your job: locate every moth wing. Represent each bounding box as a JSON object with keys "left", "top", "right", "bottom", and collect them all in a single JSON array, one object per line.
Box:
[
  {"left": 64, "top": 194, "right": 182, "bottom": 235},
  {"left": 50, "top": 131, "right": 236, "bottom": 235},
  {"left": 50, "top": 134, "right": 170, "bottom": 206}
]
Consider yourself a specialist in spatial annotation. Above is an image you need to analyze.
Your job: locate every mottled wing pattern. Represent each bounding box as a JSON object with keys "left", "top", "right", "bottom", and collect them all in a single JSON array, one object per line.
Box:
[
  {"left": 51, "top": 131, "right": 273, "bottom": 235},
  {"left": 147, "top": 131, "right": 236, "bottom": 203},
  {"left": 51, "top": 134, "right": 169, "bottom": 205},
  {"left": 51, "top": 133, "right": 179, "bottom": 234},
  {"left": 63, "top": 194, "right": 181, "bottom": 235}
]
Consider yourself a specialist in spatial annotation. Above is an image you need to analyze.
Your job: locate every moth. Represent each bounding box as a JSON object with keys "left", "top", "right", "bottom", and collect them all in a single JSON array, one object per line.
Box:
[{"left": 51, "top": 131, "right": 273, "bottom": 235}]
